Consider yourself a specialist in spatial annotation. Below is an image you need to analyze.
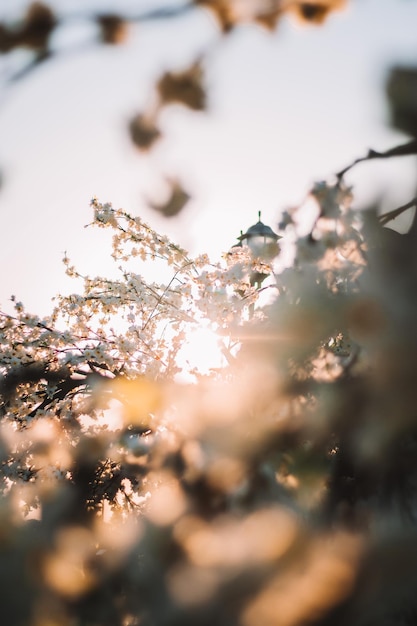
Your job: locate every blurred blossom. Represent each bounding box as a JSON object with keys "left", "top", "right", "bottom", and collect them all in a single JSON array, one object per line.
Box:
[
  {"left": 174, "top": 507, "right": 299, "bottom": 569},
  {"left": 145, "top": 473, "right": 188, "bottom": 526},
  {"left": 43, "top": 526, "right": 97, "bottom": 598},
  {"left": 243, "top": 532, "right": 363, "bottom": 626}
]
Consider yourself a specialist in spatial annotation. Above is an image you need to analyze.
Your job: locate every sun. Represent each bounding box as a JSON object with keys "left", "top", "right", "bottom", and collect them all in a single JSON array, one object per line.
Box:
[{"left": 177, "top": 324, "right": 225, "bottom": 379}]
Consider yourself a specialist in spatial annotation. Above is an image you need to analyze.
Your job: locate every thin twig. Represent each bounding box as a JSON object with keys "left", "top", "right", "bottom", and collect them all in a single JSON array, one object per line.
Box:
[
  {"left": 336, "top": 140, "right": 417, "bottom": 180},
  {"left": 379, "top": 197, "right": 417, "bottom": 226}
]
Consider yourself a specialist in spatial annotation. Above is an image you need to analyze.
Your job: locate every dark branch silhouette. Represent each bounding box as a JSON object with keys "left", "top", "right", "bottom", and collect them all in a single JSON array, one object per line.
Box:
[{"left": 336, "top": 139, "right": 417, "bottom": 180}]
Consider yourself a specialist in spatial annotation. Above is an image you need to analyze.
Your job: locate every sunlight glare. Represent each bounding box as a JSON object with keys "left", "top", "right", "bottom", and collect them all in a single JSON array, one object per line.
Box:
[{"left": 177, "top": 325, "right": 225, "bottom": 378}]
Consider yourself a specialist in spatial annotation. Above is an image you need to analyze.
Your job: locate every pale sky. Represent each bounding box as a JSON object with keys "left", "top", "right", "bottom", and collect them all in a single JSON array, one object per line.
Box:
[{"left": 0, "top": 0, "right": 417, "bottom": 315}]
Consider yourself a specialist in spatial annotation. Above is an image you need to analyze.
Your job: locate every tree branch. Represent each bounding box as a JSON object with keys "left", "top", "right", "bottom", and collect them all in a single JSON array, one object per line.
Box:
[
  {"left": 379, "top": 197, "right": 417, "bottom": 226},
  {"left": 336, "top": 139, "right": 417, "bottom": 180}
]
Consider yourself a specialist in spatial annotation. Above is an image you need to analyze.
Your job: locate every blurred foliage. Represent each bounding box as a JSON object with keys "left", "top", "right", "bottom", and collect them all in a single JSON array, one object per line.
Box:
[
  {"left": 129, "top": 113, "right": 162, "bottom": 151},
  {"left": 0, "top": 0, "right": 347, "bottom": 58},
  {"left": 97, "top": 14, "right": 129, "bottom": 45},
  {"left": 387, "top": 65, "right": 417, "bottom": 138},
  {"left": 148, "top": 179, "right": 191, "bottom": 217},
  {"left": 0, "top": 2, "right": 55, "bottom": 54},
  {"left": 156, "top": 61, "right": 206, "bottom": 112}
]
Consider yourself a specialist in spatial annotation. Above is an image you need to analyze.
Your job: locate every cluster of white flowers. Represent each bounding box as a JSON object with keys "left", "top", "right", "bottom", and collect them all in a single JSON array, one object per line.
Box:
[{"left": 0, "top": 199, "right": 268, "bottom": 508}]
